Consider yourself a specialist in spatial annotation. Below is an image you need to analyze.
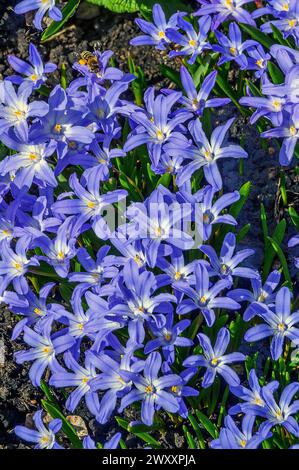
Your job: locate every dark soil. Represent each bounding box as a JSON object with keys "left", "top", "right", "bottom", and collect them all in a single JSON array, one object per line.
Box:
[
  {"left": 0, "top": 0, "right": 298, "bottom": 450},
  {"left": 0, "top": 306, "right": 42, "bottom": 449}
]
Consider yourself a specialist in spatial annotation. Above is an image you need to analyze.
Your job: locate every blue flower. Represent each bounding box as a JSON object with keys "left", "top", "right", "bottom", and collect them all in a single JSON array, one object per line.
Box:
[
  {"left": 50, "top": 351, "right": 100, "bottom": 416},
  {"left": 88, "top": 347, "right": 143, "bottom": 424},
  {"left": 183, "top": 327, "right": 245, "bottom": 387},
  {"left": 124, "top": 89, "right": 191, "bottom": 167},
  {"left": 69, "top": 245, "right": 118, "bottom": 295},
  {"left": 176, "top": 261, "right": 240, "bottom": 326},
  {"left": 130, "top": 3, "right": 182, "bottom": 50},
  {"left": 196, "top": 186, "right": 240, "bottom": 241},
  {"left": 229, "top": 369, "right": 279, "bottom": 415},
  {"left": 144, "top": 311, "right": 193, "bottom": 363},
  {"left": 108, "top": 259, "right": 176, "bottom": 343},
  {"left": 244, "top": 286, "right": 299, "bottom": 360},
  {"left": 52, "top": 173, "right": 127, "bottom": 239},
  {"left": 228, "top": 270, "right": 281, "bottom": 321},
  {"left": 0, "top": 80, "right": 48, "bottom": 141},
  {"left": 14, "top": 321, "right": 74, "bottom": 387},
  {"left": 8, "top": 43, "right": 56, "bottom": 92},
  {"left": 164, "top": 66, "right": 230, "bottom": 117},
  {"left": 168, "top": 117, "right": 247, "bottom": 190},
  {"left": 195, "top": 0, "right": 256, "bottom": 30},
  {"left": 0, "top": 238, "right": 39, "bottom": 294},
  {"left": 15, "top": 410, "right": 63, "bottom": 449},
  {"left": 213, "top": 22, "right": 258, "bottom": 69},
  {"left": 255, "top": 382, "right": 299, "bottom": 438},
  {"left": 167, "top": 16, "right": 212, "bottom": 64},
  {"left": 83, "top": 433, "right": 121, "bottom": 449},
  {"left": 124, "top": 187, "right": 194, "bottom": 267},
  {"left": 200, "top": 232, "right": 258, "bottom": 283},
  {"left": 15, "top": 0, "right": 62, "bottom": 31},
  {"left": 210, "top": 415, "right": 271, "bottom": 449},
  {"left": 119, "top": 352, "right": 182, "bottom": 426}
]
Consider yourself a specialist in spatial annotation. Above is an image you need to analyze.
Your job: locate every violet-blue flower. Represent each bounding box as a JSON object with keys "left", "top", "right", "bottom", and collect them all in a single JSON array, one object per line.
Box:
[{"left": 183, "top": 327, "right": 245, "bottom": 387}]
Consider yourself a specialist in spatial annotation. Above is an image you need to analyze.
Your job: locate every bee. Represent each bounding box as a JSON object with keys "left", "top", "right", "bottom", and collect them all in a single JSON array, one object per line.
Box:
[{"left": 78, "top": 51, "right": 99, "bottom": 74}]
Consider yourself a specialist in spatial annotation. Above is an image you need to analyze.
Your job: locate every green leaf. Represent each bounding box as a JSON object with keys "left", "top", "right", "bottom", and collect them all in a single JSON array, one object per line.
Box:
[
  {"left": 267, "top": 62, "right": 284, "bottom": 85},
  {"left": 41, "top": 0, "right": 81, "bottom": 42},
  {"left": 245, "top": 78, "right": 262, "bottom": 97},
  {"left": 195, "top": 410, "right": 218, "bottom": 439},
  {"left": 263, "top": 219, "right": 286, "bottom": 279},
  {"left": 289, "top": 207, "right": 299, "bottom": 231},
  {"left": 270, "top": 24, "right": 292, "bottom": 47},
  {"left": 86, "top": 0, "right": 139, "bottom": 13},
  {"left": 156, "top": 172, "right": 171, "bottom": 189},
  {"left": 183, "top": 425, "right": 197, "bottom": 449},
  {"left": 115, "top": 417, "right": 161, "bottom": 447},
  {"left": 160, "top": 64, "right": 181, "bottom": 87},
  {"left": 267, "top": 236, "right": 292, "bottom": 286},
  {"left": 41, "top": 400, "right": 82, "bottom": 448},
  {"left": 188, "top": 414, "right": 205, "bottom": 449},
  {"left": 230, "top": 181, "right": 251, "bottom": 219},
  {"left": 239, "top": 24, "right": 275, "bottom": 50},
  {"left": 236, "top": 223, "right": 251, "bottom": 243},
  {"left": 87, "top": 0, "right": 190, "bottom": 17},
  {"left": 216, "top": 73, "right": 246, "bottom": 115}
]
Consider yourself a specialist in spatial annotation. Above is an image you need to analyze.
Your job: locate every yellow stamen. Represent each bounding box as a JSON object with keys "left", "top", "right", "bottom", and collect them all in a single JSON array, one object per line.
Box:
[
  {"left": 30, "top": 74, "right": 38, "bottom": 81},
  {"left": 277, "top": 323, "right": 285, "bottom": 332},
  {"left": 164, "top": 332, "right": 172, "bottom": 341},
  {"left": 174, "top": 271, "right": 182, "bottom": 280},
  {"left": 14, "top": 262, "right": 22, "bottom": 270},
  {"left": 290, "top": 126, "right": 297, "bottom": 136},
  {"left": 171, "top": 386, "right": 178, "bottom": 393},
  {"left": 34, "top": 308, "right": 42, "bottom": 315},
  {"left": 256, "top": 59, "right": 264, "bottom": 68},
  {"left": 57, "top": 251, "right": 65, "bottom": 260},
  {"left": 54, "top": 123, "right": 62, "bottom": 133},
  {"left": 156, "top": 129, "right": 165, "bottom": 141},
  {"left": 229, "top": 47, "right": 237, "bottom": 56},
  {"left": 255, "top": 398, "right": 263, "bottom": 406},
  {"left": 282, "top": 3, "right": 289, "bottom": 11},
  {"left": 289, "top": 19, "right": 296, "bottom": 28},
  {"left": 200, "top": 295, "right": 207, "bottom": 304},
  {"left": 272, "top": 100, "right": 281, "bottom": 110},
  {"left": 29, "top": 153, "right": 38, "bottom": 161},
  {"left": 158, "top": 31, "right": 166, "bottom": 38},
  {"left": 82, "top": 377, "right": 89, "bottom": 383},
  {"left": 257, "top": 293, "right": 266, "bottom": 302},
  {"left": 145, "top": 385, "right": 153, "bottom": 394},
  {"left": 87, "top": 201, "right": 96, "bottom": 209},
  {"left": 189, "top": 39, "right": 197, "bottom": 48},
  {"left": 240, "top": 439, "right": 246, "bottom": 448},
  {"left": 211, "top": 357, "right": 219, "bottom": 366}
]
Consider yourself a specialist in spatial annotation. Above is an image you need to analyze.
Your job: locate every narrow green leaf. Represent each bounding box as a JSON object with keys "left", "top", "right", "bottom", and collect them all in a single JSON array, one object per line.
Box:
[
  {"left": 267, "top": 62, "right": 284, "bottom": 85},
  {"left": 289, "top": 207, "right": 299, "bottom": 231},
  {"left": 195, "top": 410, "right": 218, "bottom": 439},
  {"left": 41, "top": 400, "right": 82, "bottom": 448},
  {"left": 115, "top": 417, "right": 161, "bottom": 447},
  {"left": 267, "top": 235, "right": 292, "bottom": 285},
  {"left": 41, "top": 0, "right": 81, "bottom": 42},
  {"left": 239, "top": 24, "right": 275, "bottom": 49}
]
